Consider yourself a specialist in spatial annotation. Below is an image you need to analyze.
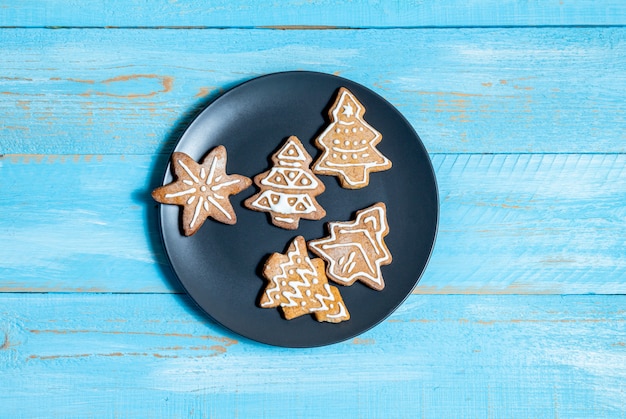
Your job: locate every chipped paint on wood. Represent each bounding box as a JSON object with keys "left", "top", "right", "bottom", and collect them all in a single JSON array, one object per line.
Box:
[
  {"left": 1, "top": 28, "right": 625, "bottom": 154},
  {"left": 0, "top": 293, "right": 624, "bottom": 417}
]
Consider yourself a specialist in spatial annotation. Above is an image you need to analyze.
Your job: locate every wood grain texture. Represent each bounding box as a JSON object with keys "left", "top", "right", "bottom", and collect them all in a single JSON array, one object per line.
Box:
[
  {"left": 2, "top": 153, "right": 624, "bottom": 294},
  {"left": 1, "top": 28, "right": 625, "bottom": 155},
  {"left": 2, "top": 0, "right": 625, "bottom": 28},
  {"left": 1, "top": 293, "right": 624, "bottom": 418}
]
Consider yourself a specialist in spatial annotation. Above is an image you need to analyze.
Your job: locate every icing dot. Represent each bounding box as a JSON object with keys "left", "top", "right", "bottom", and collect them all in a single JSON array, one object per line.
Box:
[
  {"left": 312, "top": 279, "right": 319, "bottom": 284},
  {"left": 306, "top": 290, "right": 311, "bottom": 297},
  {"left": 344, "top": 140, "right": 350, "bottom": 146},
  {"left": 330, "top": 303, "right": 334, "bottom": 309},
  {"left": 288, "top": 269, "right": 295, "bottom": 275},
  {"left": 275, "top": 176, "right": 282, "bottom": 182},
  {"left": 352, "top": 128, "right": 357, "bottom": 133},
  {"left": 333, "top": 139, "right": 340, "bottom": 144},
  {"left": 288, "top": 172, "right": 296, "bottom": 179},
  {"left": 301, "top": 178, "right": 309, "bottom": 185},
  {"left": 361, "top": 139, "right": 367, "bottom": 144},
  {"left": 351, "top": 154, "right": 358, "bottom": 159},
  {"left": 335, "top": 128, "right": 341, "bottom": 133},
  {"left": 344, "top": 129, "right": 349, "bottom": 133},
  {"left": 200, "top": 186, "right": 207, "bottom": 192},
  {"left": 301, "top": 301, "right": 306, "bottom": 306},
  {"left": 359, "top": 127, "right": 364, "bottom": 131},
  {"left": 288, "top": 149, "right": 294, "bottom": 155},
  {"left": 296, "top": 258, "right": 302, "bottom": 264},
  {"left": 332, "top": 153, "right": 337, "bottom": 158},
  {"left": 341, "top": 154, "right": 347, "bottom": 160},
  {"left": 281, "top": 281, "right": 286, "bottom": 286},
  {"left": 353, "top": 140, "right": 359, "bottom": 146}
]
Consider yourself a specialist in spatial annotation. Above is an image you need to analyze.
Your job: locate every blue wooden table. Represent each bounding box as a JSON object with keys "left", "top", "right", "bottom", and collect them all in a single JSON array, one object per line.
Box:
[{"left": 1, "top": 2, "right": 625, "bottom": 417}]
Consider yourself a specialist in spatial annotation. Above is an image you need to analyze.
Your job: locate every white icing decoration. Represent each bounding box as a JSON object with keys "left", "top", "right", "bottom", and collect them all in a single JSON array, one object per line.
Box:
[
  {"left": 309, "top": 205, "right": 390, "bottom": 287},
  {"left": 206, "top": 156, "right": 217, "bottom": 184},
  {"left": 260, "top": 167, "right": 317, "bottom": 190},
  {"left": 342, "top": 252, "right": 356, "bottom": 273},
  {"left": 278, "top": 161, "right": 302, "bottom": 168},
  {"left": 262, "top": 240, "right": 314, "bottom": 307},
  {"left": 189, "top": 197, "right": 203, "bottom": 228},
  {"left": 250, "top": 191, "right": 317, "bottom": 215},
  {"left": 165, "top": 188, "right": 196, "bottom": 198},
  {"left": 207, "top": 196, "right": 232, "bottom": 220},
  {"left": 342, "top": 104, "right": 354, "bottom": 117},
  {"left": 277, "top": 139, "right": 307, "bottom": 162},
  {"left": 332, "top": 146, "right": 368, "bottom": 153},
  {"left": 178, "top": 160, "right": 199, "bottom": 183},
  {"left": 322, "top": 241, "right": 375, "bottom": 275},
  {"left": 211, "top": 179, "right": 240, "bottom": 191},
  {"left": 326, "top": 302, "right": 348, "bottom": 319}
]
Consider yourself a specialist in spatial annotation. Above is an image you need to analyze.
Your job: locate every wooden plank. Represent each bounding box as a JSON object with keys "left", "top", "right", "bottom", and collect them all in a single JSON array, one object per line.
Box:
[
  {"left": 1, "top": 0, "right": 625, "bottom": 28},
  {"left": 1, "top": 27, "right": 625, "bottom": 155},
  {"left": 2, "top": 153, "right": 625, "bottom": 294},
  {"left": 0, "top": 293, "right": 624, "bottom": 418}
]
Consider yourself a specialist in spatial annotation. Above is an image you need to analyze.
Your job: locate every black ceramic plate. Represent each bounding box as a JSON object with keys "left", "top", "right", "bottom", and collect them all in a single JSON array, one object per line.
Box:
[{"left": 158, "top": 71, "right": 438, "bottom": 347}]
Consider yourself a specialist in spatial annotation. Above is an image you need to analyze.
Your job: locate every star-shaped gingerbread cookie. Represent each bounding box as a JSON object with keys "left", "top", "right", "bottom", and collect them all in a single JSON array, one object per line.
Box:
[
  {"left": 308, "top": 202, "right": 392, "bottom": 291},
  {"left": 152, "top": 146, "right": 251, "bottom": 236}
]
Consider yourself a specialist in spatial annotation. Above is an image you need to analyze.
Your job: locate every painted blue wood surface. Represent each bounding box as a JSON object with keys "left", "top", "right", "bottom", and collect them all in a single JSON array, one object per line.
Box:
[
  {"left": 1, "top": 28, "right": 625, "bottom": 155},
  {"left": 2, "top": 153, "right": 625, "bottom": 294},
  {"left": 1, "top": 293, "right": 624, "bottom": 418},
  {"left": 2, "top": 0, "right": 625, "bottom": 27}
]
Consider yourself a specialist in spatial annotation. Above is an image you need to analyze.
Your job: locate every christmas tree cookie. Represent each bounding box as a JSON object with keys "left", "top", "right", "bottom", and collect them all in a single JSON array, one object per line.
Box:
[
  {"left": 260, "top": 236, "right": 350, "bottom": 323},
  {"left": 152, "top": 146, "right": 252, "bottom": 236},
  {"left": 244, "top": 136, "right": 326, "bottom": 230},
  {"left": 312, "top": 87, "right": 392, "bottom": 189},
  {"left": 308, "top": 202, "right": 392, "bottom": 291}
]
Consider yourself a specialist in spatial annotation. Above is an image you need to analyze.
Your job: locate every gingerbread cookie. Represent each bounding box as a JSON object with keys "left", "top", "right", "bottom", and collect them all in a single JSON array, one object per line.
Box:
[
  {"left": 152, "top": 146, "right": 252, "bottom": 236},
  {"left": 308, "top": 202, "right": 391, "bottom": 291},
  {"left": 259, "top": 236, "right": 350, "bottom": 323},
  {"left": 312, "top": 87, "right": 392, "bottom": 189},
  {"left": 244, "top": 136, "right": 326, "bottom": 230}
]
